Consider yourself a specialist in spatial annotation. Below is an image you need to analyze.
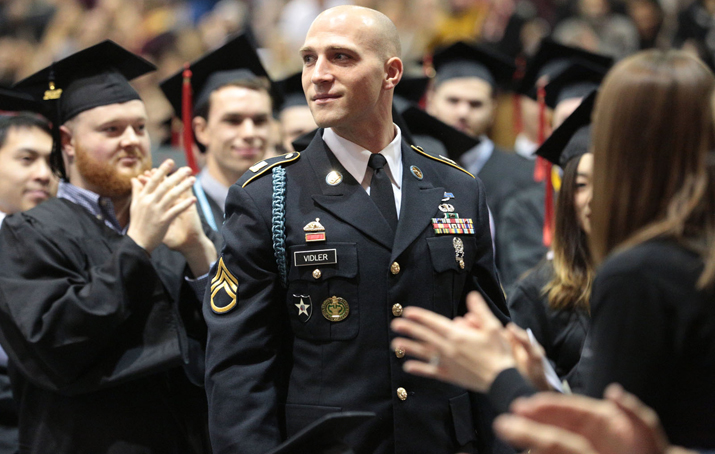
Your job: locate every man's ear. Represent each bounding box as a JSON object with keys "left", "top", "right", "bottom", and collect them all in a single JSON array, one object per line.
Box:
[
  {"left": 384, "top": 57, "right": 403, "bottom": 90},
  {"left": 193, "top": 116, "right": 209, "bottom": 147},
  {"left": 59, "top": 124, "right": 74, "bottom": 161}
]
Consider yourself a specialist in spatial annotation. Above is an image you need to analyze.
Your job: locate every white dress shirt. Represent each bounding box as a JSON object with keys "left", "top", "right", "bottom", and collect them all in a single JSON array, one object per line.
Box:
[
  {"left": 322, "top": 125, "right": 403, "bottom": 218},
  {"left": 514, "top": 133, "right": 538, "bottom": 160}
]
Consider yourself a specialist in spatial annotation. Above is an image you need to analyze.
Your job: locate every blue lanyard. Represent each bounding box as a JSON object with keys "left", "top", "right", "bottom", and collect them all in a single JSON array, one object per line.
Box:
[{"left": 193, "top": 177, "right": 219, "bottom": 232}]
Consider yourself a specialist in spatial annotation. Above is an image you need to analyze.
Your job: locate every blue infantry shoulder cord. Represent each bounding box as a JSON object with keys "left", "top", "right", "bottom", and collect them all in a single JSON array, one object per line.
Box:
[
  {"left": 271, "top": 166, "right": 288, "bottom": 287},
  {"left": 193, "top": 176, "right": 219, "bottom": 232}
]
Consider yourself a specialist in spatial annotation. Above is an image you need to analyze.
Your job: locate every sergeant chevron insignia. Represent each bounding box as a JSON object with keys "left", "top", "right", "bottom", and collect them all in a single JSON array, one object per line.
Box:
[{"left": 210, "top": 258, "right": 239, "bottom": 314}]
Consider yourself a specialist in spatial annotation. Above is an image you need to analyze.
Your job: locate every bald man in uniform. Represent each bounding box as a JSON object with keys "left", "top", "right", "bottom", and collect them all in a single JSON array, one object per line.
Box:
[{"left": 204, "top": 6, "right": 510, "bottom": 454}]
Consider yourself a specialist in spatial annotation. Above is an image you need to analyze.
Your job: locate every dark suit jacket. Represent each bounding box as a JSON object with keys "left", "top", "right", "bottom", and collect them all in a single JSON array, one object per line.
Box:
[
  {"left": 476, "top": 146, "right": 536, "bottom": 226},
  {"left": 497, "top": 183, "right": 549, "bottom": 289},
  {"left": 204, "top": 131, "right": 512, "bottom": 454}
]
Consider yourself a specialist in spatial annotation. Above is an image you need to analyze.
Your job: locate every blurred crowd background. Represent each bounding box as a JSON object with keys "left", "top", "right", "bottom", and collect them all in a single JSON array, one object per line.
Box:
[{"left": 0, "top": 0, "right": 707, "bottom": 152}]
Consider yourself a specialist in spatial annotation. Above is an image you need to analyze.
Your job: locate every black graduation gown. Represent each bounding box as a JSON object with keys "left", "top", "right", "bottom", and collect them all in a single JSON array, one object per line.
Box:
[
  {"left": 581, "top": 239, "right": 715, "bottom": 449},
  {"left": 476, "top": 146, "right": 536, "bottom": 226},
  {"left": 497, "top": 183, "right": 549, "bottom": 289},
  {"left": 204, "top": 132, "right": 512, "bottom": 454},
  {"left": 490, "top": 239, "right": 715, "bottom": 450},
  {"left": 506, "top": 259, "right": 589, "bottom": 378},
  {"left": 0, "top": 198, "right": 215, "bottom": 454}
]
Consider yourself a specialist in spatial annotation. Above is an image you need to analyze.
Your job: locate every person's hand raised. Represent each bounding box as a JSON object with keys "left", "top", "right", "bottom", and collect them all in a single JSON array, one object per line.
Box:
[
  {"left": 493, "top": 384, "right": 692, "bottom": 454},
  {"left": 126, "top": 160, "right": 196, "bottom": 254},
  {"left": 390, "top": 291, "right": 516, "bottom": 393}
]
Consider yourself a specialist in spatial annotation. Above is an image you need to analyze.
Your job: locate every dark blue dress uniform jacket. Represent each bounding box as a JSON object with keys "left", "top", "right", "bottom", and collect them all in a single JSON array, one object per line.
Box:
[{"left": 204, "top": 131, "right": 512, "bottom": 454}]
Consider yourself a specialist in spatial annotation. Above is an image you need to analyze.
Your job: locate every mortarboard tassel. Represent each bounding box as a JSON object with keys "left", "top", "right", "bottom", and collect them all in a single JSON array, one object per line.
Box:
[
  {"left": 44, "top": 64, "right": 65, "bottom": 179},
  {"left": 181, "top": 63, "right": 199, "bottom": 174}
]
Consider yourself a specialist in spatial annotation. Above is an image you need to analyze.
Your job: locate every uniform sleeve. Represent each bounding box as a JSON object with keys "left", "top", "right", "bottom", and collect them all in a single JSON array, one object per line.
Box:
[
  {"left": 462, "top": 177, "right": 510, "bottom": 323},
  {"left": 0, "top": 216, "right": 182, "bottom": 394},
  {"left": 581, "top": 265, "right": 669, "bottom": 408},
  {"left": 203, "top": 183, "right": 286, "bottom": 454}
]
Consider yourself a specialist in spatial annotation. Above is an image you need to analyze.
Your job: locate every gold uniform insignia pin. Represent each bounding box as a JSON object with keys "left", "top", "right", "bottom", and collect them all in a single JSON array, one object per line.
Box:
[
  {"left": 321, "top": 296, "right": 349, "bottom": 322},
  {"left": 210, "top": 258, "right": 239, "bottom": 314},
  {"left": 249, "top": 161, "right": 268, "bottom": 173},
  {"left": 326, "top": 170, "right": 343, "bottom": 186}
]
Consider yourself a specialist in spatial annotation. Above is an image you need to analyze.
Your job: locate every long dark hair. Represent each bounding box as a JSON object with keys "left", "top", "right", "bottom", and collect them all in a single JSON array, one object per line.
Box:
[
  {"left": 544, "top": 154, "right": 594, "bottom": 310},
  {"left": 590, "top": 49, "right": 715, "bottom": 287}
]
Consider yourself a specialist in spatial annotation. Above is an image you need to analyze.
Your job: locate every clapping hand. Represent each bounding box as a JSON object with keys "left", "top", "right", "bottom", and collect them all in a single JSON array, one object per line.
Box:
[
  {"left": 493, "top": 384, "right": 692, "bottom": 454},
  {"left": 390, "top": 291, "right": 517, "bottom": 393}
]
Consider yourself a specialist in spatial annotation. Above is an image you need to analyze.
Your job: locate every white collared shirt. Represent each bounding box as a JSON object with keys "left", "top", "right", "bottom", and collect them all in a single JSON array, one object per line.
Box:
[
  {"left": 322, "top": 125, "right": 403, "bottom": 218},
  {"left": 0, "top": 211, "right": 5, "bottom": 228},
  {"left": 198, "top": 168, "right": 230, "bottom": 214},
  {"left": 514, "top": 133, "right": 538, "bottom": 160}
]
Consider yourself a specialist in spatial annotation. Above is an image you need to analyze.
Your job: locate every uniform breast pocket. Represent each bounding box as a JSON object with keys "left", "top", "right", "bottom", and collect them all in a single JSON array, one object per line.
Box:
[
  {"left": 426, "top": 236, "right": 477, "bottom": 317},
  {"left": 286, "top": 242, "right": 359, "bottom": 341}
]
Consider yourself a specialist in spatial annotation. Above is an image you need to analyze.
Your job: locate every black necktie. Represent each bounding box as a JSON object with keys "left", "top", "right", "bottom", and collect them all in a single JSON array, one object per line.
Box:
[{"left": 368, "top": 153, "right": 398, "bottom": 233}]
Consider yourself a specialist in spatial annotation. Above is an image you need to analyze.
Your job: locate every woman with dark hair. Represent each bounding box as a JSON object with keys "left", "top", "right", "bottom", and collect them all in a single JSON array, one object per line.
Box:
[
  {"left": 507, "top": 93, "right": 595, "bottom": 380},
  {"left": 391, "top": 49, "right": 715, "bottom": 449}
]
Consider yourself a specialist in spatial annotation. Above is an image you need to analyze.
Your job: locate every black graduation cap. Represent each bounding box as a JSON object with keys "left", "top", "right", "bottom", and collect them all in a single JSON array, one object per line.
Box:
[
  {"left": 12, "top": 40, "right": 156, "bottom": 178},
  {"left": 14, "top": 40, "right": 156, "bottom": 123},
  {"left": 265, "top": 412, "right": 374, "bottom": 454},
  {"left": 400, "top": 105, "right": 478, "bottom": 160},
  {"left": 394, "top": 76, "right": 431, "bottom": 105},
  {"left": 0, "top": 87, "right": 49, "bottom": 117},
  {"left": 535, "top": 89, "right": 596, "bottom": 167},
  {"left": 160, "top": 33, "right": 277, "bottom": 120},
  {"left": 432, "top": 41, "right": 516, "bottom": 89},
  {"left": 542, "top": 61, "right": 607, "bottom": 109},
  {"left": 517, "top": 39, "right": 612, "bottom": 97},
  {"left": 276, "top": 71, "right": 306, "bottom": 112}
]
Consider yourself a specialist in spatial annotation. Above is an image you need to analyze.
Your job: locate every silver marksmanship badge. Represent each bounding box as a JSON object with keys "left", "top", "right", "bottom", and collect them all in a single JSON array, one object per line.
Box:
[
  {"left": 453, "top": 237, "right": 465, "bottom": 270},
  {"left": 293, "top": 294, "right": 312, "bottom": 323}
]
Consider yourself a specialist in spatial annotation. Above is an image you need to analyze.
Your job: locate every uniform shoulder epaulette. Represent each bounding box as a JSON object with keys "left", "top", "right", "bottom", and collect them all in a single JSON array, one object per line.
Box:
[
  {"left": 241, "top": 152, "right": 301, "bottom": 188},
  {"left": 409, "top": 145, "right": 474, "bottom": 178}
]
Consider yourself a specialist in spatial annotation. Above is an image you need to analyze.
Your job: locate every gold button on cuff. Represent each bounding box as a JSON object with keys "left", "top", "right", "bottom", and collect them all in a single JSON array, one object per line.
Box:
[
  {"left": 395, "top": 347, "right": 405, "bottom": 358},
  {"left": 392, "top": 303, "right": 403, "bottom": 317},
  {"left": 312, "top": 269, "right": 321, "bottom": 279},
  {"left": 397, "top": 387, "right": 408, "bottom": 401},
  {"left": 390, "top": 262, "right": 401, "bottom": 275}
]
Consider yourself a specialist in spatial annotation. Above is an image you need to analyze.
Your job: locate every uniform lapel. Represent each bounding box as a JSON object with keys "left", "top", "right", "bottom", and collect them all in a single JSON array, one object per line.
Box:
[
  {"left": 307, "top": 132, "right": 394, "bottom": 250},
  {"left": 390, "top": 143, "right": 444, "bottom": 262}
]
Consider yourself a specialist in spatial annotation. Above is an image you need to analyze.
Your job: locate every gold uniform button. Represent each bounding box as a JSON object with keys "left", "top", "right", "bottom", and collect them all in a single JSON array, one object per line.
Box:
[
  {"left": 397, "top": 387, "right": 408, "bottom": 401},
  {"left": 312, "top": 269, "right": 322, "bottom": 279},
  {"left": 395, "top": 347, "right": 405, "bottom": 358},
  {"left": 392, "top": 303, "right": 403, "bottom": 317},
  {"left": 390, "top": 262, "right": 401, "bottom": 275}
]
